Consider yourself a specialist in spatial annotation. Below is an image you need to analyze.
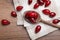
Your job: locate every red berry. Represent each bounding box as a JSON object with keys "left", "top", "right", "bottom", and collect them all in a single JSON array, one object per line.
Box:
[
  {"left": 52, "top": 19, "right": 59, "bottom": 24},
  {"left": 37, "top": 0, "right": 44, "bottom": 6},
  {"left": 1, "top": 19, "right": 10, "bottom": 25},
  {"left": 25, "top": 11, "right": 39, "bottom": 23},
  {"left": 28, "top": 0, "right": 32, "bottom": 5},
  {"left": 35, "top": 25, "right": 41, "bottom": 33},
  {"left": 16, "top": 6, "right": 23, "bottom": 11},
  {"left": 11, "top": 11, "right": 17, "bottom": 17},
  {"left": 45, "top": 1, "right": 51, "bottom": 7},
  {"left": 29, "top": 11, "right": 39, "bottom": 19},
  {"left": 25, "top": 12, "right": 30, "bottom": 19},
  {"left": 59, "top": 20, "right": 60, "bottom": 22},
  {"left": 42, "top": 0, "right": 50, "bottom": 2},
  {"left": 42, "top": 9, "right": 50, "bottom": 15},
  {"left": 28, "top": 18, "right": 36, "bottom": 23},
  {"left": 34, "top": 3, "right": 40, "bottom": 9},
  {"left": 25, "top": 11, "right": 39, "bottom": 20},
  {"left": 49, "top": 12, "right": 56, "bottom": 18}
]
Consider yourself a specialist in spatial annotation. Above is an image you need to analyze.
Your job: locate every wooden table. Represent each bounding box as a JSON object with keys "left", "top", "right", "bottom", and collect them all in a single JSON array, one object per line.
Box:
[{"left": 0, "top": 0, "right": 60, "bottom": 40}]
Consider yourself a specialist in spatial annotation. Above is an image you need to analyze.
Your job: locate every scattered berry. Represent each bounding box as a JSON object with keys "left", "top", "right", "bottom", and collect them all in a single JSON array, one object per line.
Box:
[
  {"left": 11, "top": 11, "right": 17, "bottom": 17},
  {"left": 49, "top": 12, "right": 56, "bottom": 18},
  {"left": 1, "top": 19, "right": 10, "bottom": 25},
  {"left": 42, "top": 9, "right": 50, "bottom": 15},
  {"left": 45, "top": 1, "right": 51, "bottom": 7},
  {"left": 37, "top": 0, "right": 44, "bottom": 6},
  {"left": 42, "top": 0, "right": 50, "bottom": 2},
  {"left": 35, "top": 25, "right": 41, "bottom": 33},
  {"left": 28, "top": 0, "right": 32, "bottom": 5},
  {"left": 28, "top": 18, "right": 36, "bottom": 23},
  {"left": 34, "top": 3, "right": 40, "bottom": 9},
  {"left": 16, "top": 6, "right": 23, "bottom": 11},
  {"left": 52, "top": 19, "right": 60, "bottom": 24}
]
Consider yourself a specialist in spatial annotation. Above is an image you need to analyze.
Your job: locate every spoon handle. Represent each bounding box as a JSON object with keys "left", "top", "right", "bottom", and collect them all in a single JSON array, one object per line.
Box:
[{"left": 40, "top": 19, "right": 60, "bottom": 28}]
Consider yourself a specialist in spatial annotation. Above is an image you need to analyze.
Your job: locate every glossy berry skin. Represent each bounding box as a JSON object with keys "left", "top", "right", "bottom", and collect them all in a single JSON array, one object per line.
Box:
[
  {"left": 59, "top": 20, "right": 60, "bottom": 22},
  {"left": 16, "top": 6, "right": 23, "bottom": 11},
  {"left": 52, "top": 19, "right": 60, "bottom": 24},
  {"left": 1, "top": 19, "right": 10, "bottom": 25},
  {"left": 28, "top": 0, "right": 32, "bottom": 5},
  {"left": 49, "top": 12, "right": 56, "bottom": 18},
  {"left": 42, "top": 0, "right": 50, "bottom": 2},
  {"left": 34, "top": 3, "right": 40, "bottom": 9},
  {"left": 35, "top": 25, "right": 41, "bottom": 33},
  {"left": 42, "top": 9, "right": 50, "bottom": 15},
  {"left": 28, "top": 18, "right": 36, "bottom": 23},
  {"left": 25, "top": 11, "right": 39, "bottom": 20},
  {"left": 25, "top": 11, "right": 39, "bottom": 23},
  {"left": 11, "top": 11, "right": 17, "bottom": 17},
  {"left": 45, "top": 1, "right": 51, "bottom": 7},
  {"left": 37, "top": 0, "right": 44, "bottom": 6}
]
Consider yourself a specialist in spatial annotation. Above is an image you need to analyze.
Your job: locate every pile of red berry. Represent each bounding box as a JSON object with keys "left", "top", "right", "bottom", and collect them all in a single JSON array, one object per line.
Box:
[{"left": 25, "top": 11, "right": 39, "bottom": 23}]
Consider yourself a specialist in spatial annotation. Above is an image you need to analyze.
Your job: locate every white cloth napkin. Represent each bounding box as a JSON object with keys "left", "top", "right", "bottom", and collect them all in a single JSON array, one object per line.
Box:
[
  {"left": 13, "top": 0, "right": 59, "bottom": 40},
  {"left": 26, "top": 23, "right": 57, "bottom": 40},
  {"left": 13, "top": 0, "right": 24, "bottom": 25}
]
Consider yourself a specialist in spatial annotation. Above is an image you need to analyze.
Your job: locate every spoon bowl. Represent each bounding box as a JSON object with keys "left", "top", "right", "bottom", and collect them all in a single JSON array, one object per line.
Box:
[{"left": 24, "top": 10, "right": 41, "bottom": 24}]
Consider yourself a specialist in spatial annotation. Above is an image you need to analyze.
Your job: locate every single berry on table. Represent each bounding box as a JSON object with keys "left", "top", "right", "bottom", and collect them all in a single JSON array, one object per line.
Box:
[
  {"left": 11, "top": 11, "right": 17, "bottom": 17},
  {"left": 1, "top": 19, "right": 10, "bottom": 25}
]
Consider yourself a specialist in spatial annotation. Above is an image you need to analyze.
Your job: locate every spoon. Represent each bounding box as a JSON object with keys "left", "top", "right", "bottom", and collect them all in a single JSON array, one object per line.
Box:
[{"left": 24, "top": 10, "right": 60, "bottom": 28}]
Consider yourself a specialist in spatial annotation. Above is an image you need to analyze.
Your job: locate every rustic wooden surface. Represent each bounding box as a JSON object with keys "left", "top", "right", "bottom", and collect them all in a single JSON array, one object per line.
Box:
[{"left": 0, "top": 0, "right": 60, "bottom": 40}]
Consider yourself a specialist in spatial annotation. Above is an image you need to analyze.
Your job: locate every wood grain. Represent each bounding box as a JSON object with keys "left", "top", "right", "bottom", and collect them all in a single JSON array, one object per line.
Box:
[{"left": 0, "top": 0, "right": 60, "bottom": 40}]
